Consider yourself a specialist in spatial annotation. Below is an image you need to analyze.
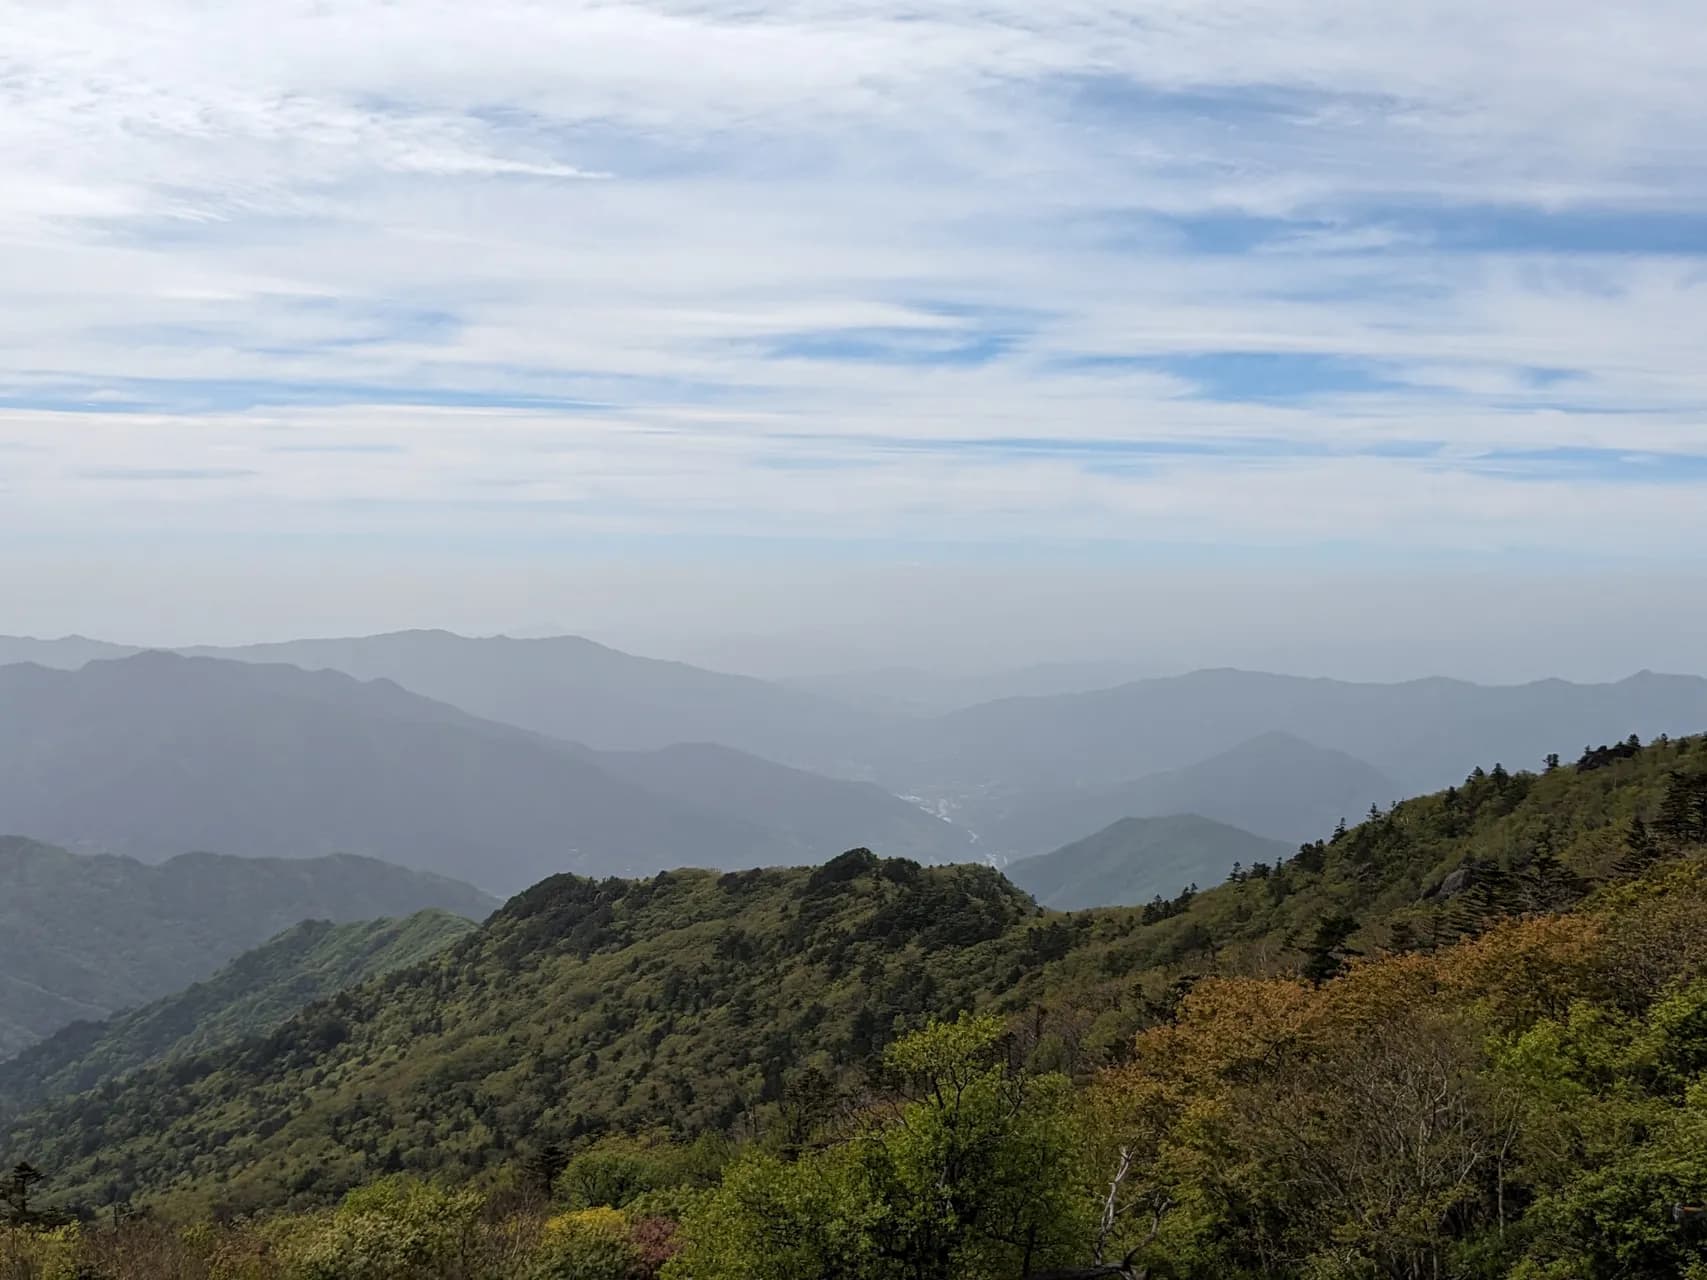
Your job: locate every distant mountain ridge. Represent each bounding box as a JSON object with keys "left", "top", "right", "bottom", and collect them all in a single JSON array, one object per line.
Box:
[
  {"left": 180, "top": 629, "right": 880, "bottom": 766},
  {"left": 967, "top": 732, "right": 1402, "bottom": 853},
  {"left": 0, "top": 837, "right": 494, "bottom": 1058},
  {"left": 902, "top": 667, "right": 1707, "bottom": 796},
  {"left": 0, "top": 911, "right": 475, "bottom": 1115},
  {"left": 0, "top": 652, "right": 974, "bottom": 893},
  {"left": 1004, "top": 814, "right": 1293, "bottom": 910},
  {"left": 6, "top": 632, "right": 1706, "bottom": 852}
]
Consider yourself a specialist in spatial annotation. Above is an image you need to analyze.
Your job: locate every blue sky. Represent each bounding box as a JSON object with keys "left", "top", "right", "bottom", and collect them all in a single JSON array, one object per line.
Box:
[{"left": 2, "top": 1, "right": 1706, "bottom": 665}]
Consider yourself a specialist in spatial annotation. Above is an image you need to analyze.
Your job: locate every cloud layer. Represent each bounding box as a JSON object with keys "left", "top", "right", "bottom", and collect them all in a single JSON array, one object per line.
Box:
[{"left": 4, "top": 0, "right": 1707, "bottom": 560}]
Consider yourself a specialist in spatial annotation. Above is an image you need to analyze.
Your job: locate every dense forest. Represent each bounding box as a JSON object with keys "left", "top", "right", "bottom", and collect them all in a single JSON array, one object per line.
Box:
[{"left": 5, "top": 734, "right": 1707, "bottom": 1277}]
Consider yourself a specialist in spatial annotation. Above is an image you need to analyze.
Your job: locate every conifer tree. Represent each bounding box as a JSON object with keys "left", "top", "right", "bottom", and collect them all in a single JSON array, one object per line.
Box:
[
  {"left": 1300, "top": 915, "right": 1361, "bottom": 985},
  {"left": 1656, "top": 772, "right": 1707, "bottom": 847},
  {"left": 3, "top": 1162, "right": 44, "bottom": 1224},
  {"left": 1612, "top": 816, "right": 1660, "bottom": 878}
]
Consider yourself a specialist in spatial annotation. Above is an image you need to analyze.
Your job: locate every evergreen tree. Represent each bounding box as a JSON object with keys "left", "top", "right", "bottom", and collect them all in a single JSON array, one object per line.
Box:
[
  {"left": 1300, "top": 915, "right": 1361, "bottom": 985},
  {"left": 1293, "top": 841, "right": 1326, "bottom": 873},
  {"left": 1519, "top": 847, "right": 1582, "bottom": 914},
  {"left": 1656, "top": 772, "right": 1707, "bottom": 847},
  {"left": 1612, "top": 816, "right": 1660, "bottom": 878},
  {"left": 521, "top": 1141, "right": 569, "bottom": 1198},
  {"left": 3, "top": 1162, "right": 44, "bottom": 1224}
]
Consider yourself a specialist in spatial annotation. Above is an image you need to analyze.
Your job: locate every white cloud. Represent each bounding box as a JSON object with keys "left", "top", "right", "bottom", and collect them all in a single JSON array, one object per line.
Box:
[{"left": 1, "top": 0, "right": 1706, "bottom": 585}]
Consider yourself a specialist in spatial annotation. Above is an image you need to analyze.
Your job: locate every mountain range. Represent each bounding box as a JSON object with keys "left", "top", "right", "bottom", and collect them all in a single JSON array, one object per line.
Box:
[
  {"left": 6, "top": 630, "right": 1707, "bottom": 858},
  {"left": 903, "top": 667, "right": 1707, "bottom": 796},
  {"left": 0, "top": 837, "right": 493, "bottom": 1058},
  {"left": 0, "top": 652, "right": 974, "bottom": 892},
  {"left": 966, "top": 731, "right": 1402, "bottom": 855}
]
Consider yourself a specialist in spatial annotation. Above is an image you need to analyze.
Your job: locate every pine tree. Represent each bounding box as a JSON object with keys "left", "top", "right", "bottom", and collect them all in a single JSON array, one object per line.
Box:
[
  {"left": 1519, "top": 846, "right": 1582, "bottom": 913},
  {"left": 521, "top": 1141, "right": 569, "bottom": 1197},
  {"left": 1612, "top": 816, "right": 1660, "bottom": 878},
  {"left": 1440, "top": 858, "right": 1524, "bottom": 939},
  {"left": 1656, "top": 772, "right": 1707, "bottom": 848},
  {"left": 1300, "top": 915, "right": 1361, "bottom": 985},
  {"left": 3, "top": 1162, "right": 44, "bottom": 1224}
]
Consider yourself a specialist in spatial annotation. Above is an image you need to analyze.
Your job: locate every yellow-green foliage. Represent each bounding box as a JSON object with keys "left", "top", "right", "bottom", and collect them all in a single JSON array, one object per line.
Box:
[
  {"left": 532, "top": 1207, "right": 636, "bottom": 1280},
  {"left": 280, "top": 1177, "right": 484, "bottom": 1280},
  {"left": 0, "top": 1181, "right": 668, "bottom": 1280},
  {"left": 0, "top": 1225, "right": 78, "bottom": 1280}
]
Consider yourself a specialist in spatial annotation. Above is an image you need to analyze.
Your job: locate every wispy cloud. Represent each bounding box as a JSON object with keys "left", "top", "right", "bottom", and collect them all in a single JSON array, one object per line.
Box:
[{"left": 2, "top": 0, "right": 1705, "bottom": 559}]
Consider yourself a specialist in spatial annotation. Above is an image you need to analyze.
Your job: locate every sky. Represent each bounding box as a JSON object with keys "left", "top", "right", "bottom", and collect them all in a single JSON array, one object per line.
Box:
[{"left": 2, "top": 1, "right": 1706, "bottom": 676}]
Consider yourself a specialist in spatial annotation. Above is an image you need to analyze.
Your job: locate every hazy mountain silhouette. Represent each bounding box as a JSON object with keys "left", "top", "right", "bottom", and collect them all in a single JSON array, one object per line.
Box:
[
  {"left": 969, "top": 732, "right": 1401, "bottom": 853},
  {"left": 907, "top": 668, "right": 1707, "bottom": 795},
  {"left": 178, "top": 630, "right": 882, "bottom": 767},
  {"left": 0, "top": 653, "right": 968, "bottom": 892},
  {"left": 0, "top": 635, "right": 136, "bottom": 669},
  {"left": 7, "top": 633, "right": 1705, "bottom": 817},
  {"left": 1004, "top": 814, "right": 1292, "bottom": 909}
]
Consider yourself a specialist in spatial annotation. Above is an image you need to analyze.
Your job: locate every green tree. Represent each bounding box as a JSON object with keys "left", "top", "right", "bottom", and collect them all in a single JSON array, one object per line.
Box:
[
  {"left": 1613, "top": 816, "right": 1661, "bottom": 878},
  {"left": 1300, "top": 915, "right": 1360, "bottom": 985},
  {"left": 1, "top": 1161, "right": 44, "bottom": 1223},
  {"left": 671, "top": 1015, "right": 1091, "bottom": 1280}
]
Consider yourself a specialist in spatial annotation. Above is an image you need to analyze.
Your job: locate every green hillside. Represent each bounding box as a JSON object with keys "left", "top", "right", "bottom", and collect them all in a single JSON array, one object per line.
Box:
[
  {"left": 0, "top": 911, "right": 475, "bottom": 1117},
  {"left": 0, "top": 839, "right": 495, "bottom": 1058},
  {"left": 6, "top": 734, "right": 1706, "bottom": 1226},
  {"left": 1005, "top": 813, "right": 1292, "bottom": 909}
]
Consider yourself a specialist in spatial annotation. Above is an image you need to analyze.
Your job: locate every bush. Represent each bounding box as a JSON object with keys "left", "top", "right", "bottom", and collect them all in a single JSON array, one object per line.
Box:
[
  {"left": 530, "top": 1209, "right": 637, "bottom": 1280},
  {"left": 280, "top": 1177, "right": 482, "bottom": 1280}
]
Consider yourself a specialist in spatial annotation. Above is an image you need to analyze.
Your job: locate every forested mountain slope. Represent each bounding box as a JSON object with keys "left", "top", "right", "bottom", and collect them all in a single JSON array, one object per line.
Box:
[
  {"left": 0, "top": 912, "right": 475, "bottom": 1116},
  {"left": 9, "top": 733, "right": 1704, "bottom": 1218},
  {"left": 1005, "top": 814, "right": 1291, "bottom": 909},
  {"left": 0, "top": 838, "right": 493, "bottom": 1058},
  {"left": 0, "top": 652, "right": 970, "bottom": 891}
]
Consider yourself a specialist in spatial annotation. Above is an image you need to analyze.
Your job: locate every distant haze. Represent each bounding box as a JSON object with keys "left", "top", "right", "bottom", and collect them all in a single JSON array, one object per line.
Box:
[{"left": 2, "top": 551, "right": 1705, "bottom": 685}]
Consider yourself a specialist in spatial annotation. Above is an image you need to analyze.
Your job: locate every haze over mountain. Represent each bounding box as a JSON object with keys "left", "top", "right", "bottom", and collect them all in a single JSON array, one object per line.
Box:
[
  {"left": 902, "top": 668, "right": 1707, "bottom": 798},
  {"left": 181, "top": 630, "right": 879, "bottom": 767},
  {"left": 0, "top": 635, "right": 135, "bottom": 670},
  {"left": 0, "top": 910, "right": 475, "bottom": 1115},
  {"left": 0, "top": 651, "right": 973, "bottom": 892},
  {"left": 782, "top": 659, "right": 1164, "bottom": 717},
  {"left": 7, "top": 631, "right": 1705, "bottom": 804},
  {"left": 0, "top": 837, "right": 493, "bottom": 1058},
  {"left": 967, "top": 732, "right": 1402, "bottom": 854},
  {"left": 1004, "top": 814, "right": 1293, "bottom": 910}
]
